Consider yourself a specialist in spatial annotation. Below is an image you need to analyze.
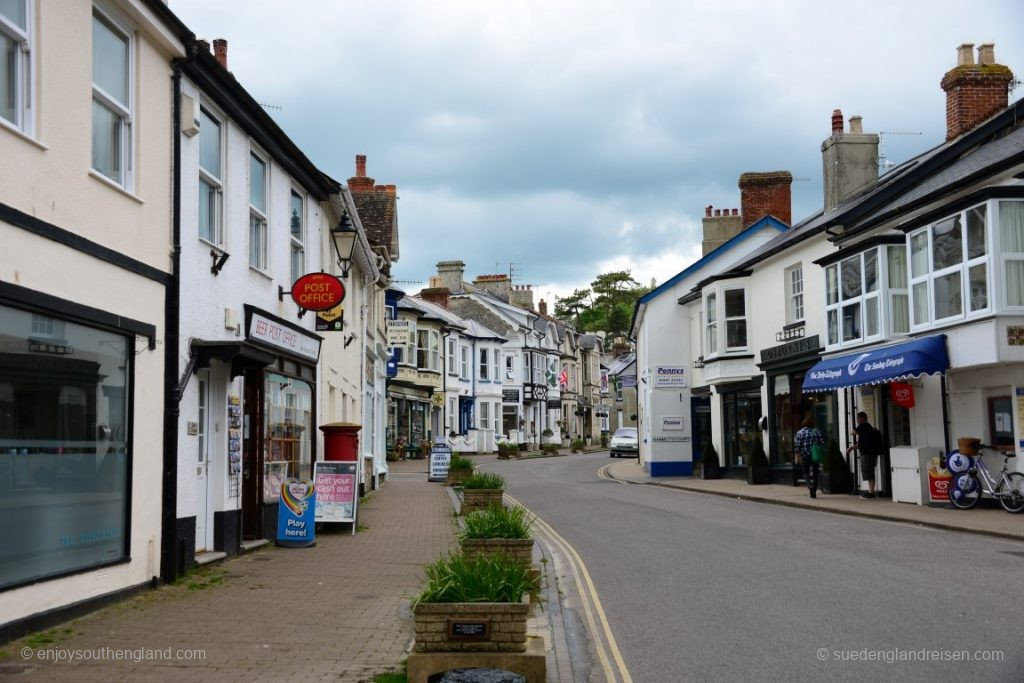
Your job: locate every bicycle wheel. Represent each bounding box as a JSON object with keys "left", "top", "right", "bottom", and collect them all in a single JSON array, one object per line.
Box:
[
  {"left": 997, "top": 472, "right": 1024, "bottom": 513},
  {"left": 949, "top": 472, "right": 981, "bottom": 510}
]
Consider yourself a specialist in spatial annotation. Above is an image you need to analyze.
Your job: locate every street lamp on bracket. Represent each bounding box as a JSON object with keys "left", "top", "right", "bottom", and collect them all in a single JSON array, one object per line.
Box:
[{"left": 331, "top": 211, "right": 358, "bottom": 280}]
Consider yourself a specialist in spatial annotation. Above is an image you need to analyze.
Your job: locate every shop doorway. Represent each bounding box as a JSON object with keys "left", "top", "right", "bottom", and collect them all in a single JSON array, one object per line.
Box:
[
  {"left": 242, "top": 369, "right": 262, "bottom": 540},
  {"left": 690, "top": 396, "right": 711, "bottom": 461},
  {"left": 195, "top": 372, "right": 214, "bottom": 552},
  {"left": 722, "top": 390, "right": 762, "bottom": 468}
]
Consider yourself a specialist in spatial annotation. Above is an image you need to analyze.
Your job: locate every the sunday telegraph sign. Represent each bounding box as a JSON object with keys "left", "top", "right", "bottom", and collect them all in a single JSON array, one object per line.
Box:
[
  {"left": 248, "top": 311, "right": 321, "bottom": 362},
  {"left": 654, "top": 366, "right": 687, "bottom": 389}
]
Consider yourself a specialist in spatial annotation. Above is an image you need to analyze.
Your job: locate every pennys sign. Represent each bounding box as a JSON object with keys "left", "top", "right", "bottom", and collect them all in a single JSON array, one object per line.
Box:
[{"left": 291, "top": 272, "right": 346, "bottom": 311}]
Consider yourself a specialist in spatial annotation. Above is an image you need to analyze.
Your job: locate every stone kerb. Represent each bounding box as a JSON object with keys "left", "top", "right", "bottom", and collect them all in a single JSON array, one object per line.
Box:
[
  {"left": 460, "top": 538, "right": 534, "bottom": 566},
  {"left": 413, "top": 598, "right": 530, "bottom": 653},
  {"left": 446, "top": 468, "right": 472, "bottom": 487},
  {"left": 461, "top": 488, "right": 504, "bottom": 513}
]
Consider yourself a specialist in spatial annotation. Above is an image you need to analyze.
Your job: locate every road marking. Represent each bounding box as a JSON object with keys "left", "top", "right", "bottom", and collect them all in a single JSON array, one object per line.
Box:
[
  {"left": 506, "top": 494, "right": 633, "bottom": 683},
  {"left": 598, "top": 463, "right": 631, "bottom": 484}
]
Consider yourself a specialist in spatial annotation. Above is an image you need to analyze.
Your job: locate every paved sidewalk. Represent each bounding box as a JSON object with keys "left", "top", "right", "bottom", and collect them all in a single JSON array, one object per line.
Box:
[
  {"left": 2, "top": 468, "right": 456, "bottom": 682},
  {"left": 608, "top": 459, "right": 1024, "bottom": 541}
]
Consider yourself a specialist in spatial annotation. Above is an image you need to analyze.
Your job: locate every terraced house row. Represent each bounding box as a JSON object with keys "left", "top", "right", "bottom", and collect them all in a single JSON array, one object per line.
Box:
[
  {"left": 633, "top": 43, "right": 1024, "bottom": 520},
  {"left": 0, "top": 0, "right": 399, "bottom": 640}
]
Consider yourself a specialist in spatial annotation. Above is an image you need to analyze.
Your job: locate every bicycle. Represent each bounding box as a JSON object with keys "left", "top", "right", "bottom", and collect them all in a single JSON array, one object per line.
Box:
[{"left": 948, "top": 445, "right": 1024, "bottom": 513}]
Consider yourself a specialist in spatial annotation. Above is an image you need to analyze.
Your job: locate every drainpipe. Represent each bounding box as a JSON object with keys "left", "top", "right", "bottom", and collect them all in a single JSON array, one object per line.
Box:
[
  {"left": 940, "top": 375, "right": 951, "bottom": 456},
  {"left": 160, "top": 59, "right": 185, "bottom": 584}
]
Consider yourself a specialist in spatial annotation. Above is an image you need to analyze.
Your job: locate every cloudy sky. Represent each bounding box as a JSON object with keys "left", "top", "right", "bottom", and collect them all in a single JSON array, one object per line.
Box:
[{"left": 171, "top": 0, "right": 1024, "bottom": 303}]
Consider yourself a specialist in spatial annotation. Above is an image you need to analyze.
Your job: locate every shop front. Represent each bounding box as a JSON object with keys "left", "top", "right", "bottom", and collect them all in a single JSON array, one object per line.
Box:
[
  {"left": 240, "top": 306, "right": 321, "bottom": 541},
  {"left": 717, "top": 378, "right": 763, "bottom": 470},
  {"left": 803, "top": 335, "right": 950, "bottom": 499},
  {"left": 759, "top": 335, "right": 839, "bottom": 484},
  {"left": 387, "top": 387, "right": 432, "bottom": 457}
]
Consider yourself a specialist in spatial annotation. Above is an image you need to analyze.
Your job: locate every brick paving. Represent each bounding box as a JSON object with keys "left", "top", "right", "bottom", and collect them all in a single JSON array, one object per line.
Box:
[{"left": 2, "top": 467, "right": 456, "bottom": 682}]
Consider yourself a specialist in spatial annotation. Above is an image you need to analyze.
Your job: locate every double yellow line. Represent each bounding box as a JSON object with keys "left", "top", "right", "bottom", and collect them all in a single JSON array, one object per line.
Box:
[{"left": 505, "top": 493, "right": 633, "bottom": 683}]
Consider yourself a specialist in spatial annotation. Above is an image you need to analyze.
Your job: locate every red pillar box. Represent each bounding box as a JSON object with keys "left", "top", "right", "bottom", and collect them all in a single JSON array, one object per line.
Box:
[{"left": 320, "top": 422, "right": 362, "bottom": 462}]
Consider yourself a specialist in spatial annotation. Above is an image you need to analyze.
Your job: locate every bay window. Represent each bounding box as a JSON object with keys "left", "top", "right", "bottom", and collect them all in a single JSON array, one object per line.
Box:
[
  {"left": 479, "top": 347, "right": 489, "bottom": 380},
  {"left": 704, "top": 286, "right": 747, "bottom": 355},
  {"left": 824, "top": 248, "right": 886, "bottom": 348},
  {"left": 492, "top": 351, "right": 500, "bottom": 383},
  {"left": 1001, "top": 201, "right": 1024, "bottom": 307},
  {"left": 704, "top": 292, "right": 717, "bottom": 355},
  {"left": 416, "top": 329, "right": 440, "bottom": 371}
]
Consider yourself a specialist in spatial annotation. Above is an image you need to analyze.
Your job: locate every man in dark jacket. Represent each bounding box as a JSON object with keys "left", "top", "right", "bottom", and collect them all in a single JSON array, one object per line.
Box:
[{"left": 847, "top": 412, "right": 884, "bottom": 499}]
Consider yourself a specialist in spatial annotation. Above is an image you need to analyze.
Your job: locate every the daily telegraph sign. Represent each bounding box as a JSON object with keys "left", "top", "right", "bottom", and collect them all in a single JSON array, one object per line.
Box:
[
  {"left": 802, "top": 336, "right": 948, "bottom": 393},
  {"left": 654, "top": 366, "right": 687, "bottom": 389}
]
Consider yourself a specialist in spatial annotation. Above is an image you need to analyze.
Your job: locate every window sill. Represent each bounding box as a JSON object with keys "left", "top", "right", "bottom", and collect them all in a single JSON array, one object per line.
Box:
[
  {"left": 0, "top": 119, "right": 48, "bottom": 151},
  {"left": 89, "top": 170, "right": 143, "bottom": 204},
  {"left": 199, "top": 236, "right": 226, "bottom": 253},
  {"left": 248, "top": 265, "right": 273, "bottom": 281}
]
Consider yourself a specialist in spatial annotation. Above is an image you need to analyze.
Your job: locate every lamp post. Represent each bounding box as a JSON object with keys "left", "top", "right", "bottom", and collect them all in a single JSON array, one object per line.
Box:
[{"left": 331, "top": 212, "right": 358, "bottom": 279}]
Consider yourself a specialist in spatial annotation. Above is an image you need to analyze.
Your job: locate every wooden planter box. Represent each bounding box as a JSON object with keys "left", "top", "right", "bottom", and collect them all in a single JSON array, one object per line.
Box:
[
  {"left": 446, "top": 469, "right": 472, "bottom": 486},
  {"left": 461, "top": 538, "right": 534, "bottom": 566},
  {"left": 461, "top": 488, "right": 504, "bottom": 514},
  {"left": 414, "top": 597, "right": 530, "bottom": 653},
  {"left": 746, "top": 465, "right": 771, "bottom": 485},
  {"left": 701, "top": 464, "right": 723, "bottom": 480},
  {"left": 821, "top": 470, "right": 852, "bottom": 495}
]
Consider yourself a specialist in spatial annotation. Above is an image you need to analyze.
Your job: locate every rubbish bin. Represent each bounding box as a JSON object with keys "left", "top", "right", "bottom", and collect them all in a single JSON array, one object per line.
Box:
[{"left": 320, "top": 422, "right": 361, "bottom": 461}]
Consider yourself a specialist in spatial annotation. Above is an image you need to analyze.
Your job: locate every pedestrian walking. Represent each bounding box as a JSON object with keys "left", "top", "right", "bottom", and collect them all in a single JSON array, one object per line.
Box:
[
  {"left": 794, "top": 416, "right": 824, "bottom": 498},
  {"left": 848, "top": 411, "right": 884, "bottom": 499}
]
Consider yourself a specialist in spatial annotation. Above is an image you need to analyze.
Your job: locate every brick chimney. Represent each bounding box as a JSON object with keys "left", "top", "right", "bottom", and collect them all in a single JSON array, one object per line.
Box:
[
  {"left": 701, "top": 205, "right": 744, "bottom": 255},
  {"left": 941, "top": 43, "right": 1013, "bottom": 141},
  {"left": 538, "top": 300, "right": 548, "bottom": 317},
  {"left": 212, "top": 39, "right": 227, "bottom": 69},
  {"left": 509, "top": 285, "right": 535, "bottom": 311},
  {"left": 436, "top": 260, "right": 466, "bottom": 294},
  {"left": 738, "top": 171, "right": 792, "bottom": 228},
  {"left": 348, "top": 154, "right": 376, "bottom": 192},
  {"left": 473, "top": 274, "right": 512, "bottom": 302},
  {"left": 420, "top": 287, "right": 451, "bottom": 310},
  {"left": 821, "top": 110, "right": 879, "bottom": 212}
]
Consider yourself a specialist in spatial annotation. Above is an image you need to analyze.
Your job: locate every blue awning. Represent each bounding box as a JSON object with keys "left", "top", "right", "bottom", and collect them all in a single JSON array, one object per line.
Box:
[{"left": 802, "top": 335, "right": 948, "bottom": 393}]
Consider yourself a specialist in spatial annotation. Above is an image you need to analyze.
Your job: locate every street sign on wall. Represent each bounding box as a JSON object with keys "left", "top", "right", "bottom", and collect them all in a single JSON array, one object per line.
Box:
[{"left": 654, "top": 366, "right": 687, "bottom": 389}]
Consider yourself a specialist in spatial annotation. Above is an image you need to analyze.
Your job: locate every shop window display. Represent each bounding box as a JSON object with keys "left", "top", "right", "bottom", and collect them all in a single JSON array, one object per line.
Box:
[
  {"left": 0, "top": 306, "right": 129, "bottom": 589},
  {"left": 263, "top": 373, "right": 311, "bottom": 501}
]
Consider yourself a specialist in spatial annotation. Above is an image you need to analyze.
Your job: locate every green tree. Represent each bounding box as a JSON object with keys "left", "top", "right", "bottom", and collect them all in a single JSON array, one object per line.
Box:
[{"left": 555, "top": 270, "right": 651, "bottom": 336}]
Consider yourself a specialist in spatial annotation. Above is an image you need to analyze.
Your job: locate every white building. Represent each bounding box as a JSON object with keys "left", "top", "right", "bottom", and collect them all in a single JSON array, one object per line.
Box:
[{"left": 0, "top": 0, "right": 186, "bottom": 635}]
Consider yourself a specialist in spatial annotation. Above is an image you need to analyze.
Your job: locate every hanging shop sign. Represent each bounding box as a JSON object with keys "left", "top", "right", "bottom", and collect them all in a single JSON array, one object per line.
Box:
[
  {"left": 313, "top": 461, "right": 358, "bottom": 524},
  {"left": 276, "top": 478, "right": 316, "bottom": 547},
  {"left": 621, "top": 374, "right": 637, "bottom": 389},
  {"left": 654, "top": 366, "right": 688, "bottom": 389},
  {"left": 316, "top": 304, "right": 344, "bottom": 332},
  {"left": 890, "top": 382, "right": 915, "bottom": 408},
  {"left": 291, "top": 272, "right": 346, "bottom": 311},
  {"left": 428, "top": 444, "right": 452, "bottom": 482},
  {"left": 387, "top": 318, "right": 414, "bottom": 347}
]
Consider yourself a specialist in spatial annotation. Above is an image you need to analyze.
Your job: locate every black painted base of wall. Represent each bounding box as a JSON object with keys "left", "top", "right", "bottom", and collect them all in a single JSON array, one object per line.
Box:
[
  {"left": 261, "top": 503, "right": 278, "bottom": 542},
  {"left": 214, "top": 509, "right": 241, "bottom": 556},
  {"left": 175, "top": 517, "right": 196, "bottom": 577},
  {"left": 0, "top": 578, "right": 154, "bottom": 645}
]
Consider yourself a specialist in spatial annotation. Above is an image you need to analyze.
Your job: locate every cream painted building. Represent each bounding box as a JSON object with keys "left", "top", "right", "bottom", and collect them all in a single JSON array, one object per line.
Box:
[{"left": 0, "top": 0, "right": 187, "bottom": 634}]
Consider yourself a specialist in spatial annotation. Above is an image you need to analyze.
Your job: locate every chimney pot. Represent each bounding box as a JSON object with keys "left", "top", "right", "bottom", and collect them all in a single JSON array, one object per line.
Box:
[
  {"left": 732, "top": 208, "right": 739, "bottom": 216},
  {"left": 705, "top": 205, "right": 713, "bottom": 217},
  {"left": 977, "top": 43, "right": 995, "bottom": 65},
  {"left": 831, "top": 109, "right": 844, "bottom": 135},
  {"left": 957, "top": 43, "right": 975, "bottom": 66},
  {"left": 714, "top": 209, "right": 721, "bottom": 217},
  {"left": 196, "top": 39, "right": 210, "bottom": 54},
  {"left": 849, "top": 115, "right": 863, "bottom": 134},
  {"left": 539, "top": 300, "right": 548, "bottom": 316},
  {"left": 355, "top": 154, "right": 366, "bottom": 177},
  {"left": 213, "top": 38, "right": 228, "bottom": 69},
  {"left": 384, "top": 184, "right": 397, "bottom": 196},
  {"left": 374, "top": 185, "right": 386, "bottom": 192}
]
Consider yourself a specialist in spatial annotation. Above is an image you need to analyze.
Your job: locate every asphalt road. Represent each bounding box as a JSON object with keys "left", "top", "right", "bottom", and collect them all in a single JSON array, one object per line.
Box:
[{"left": 489, "top": 453, "right": 1024, "bottom": 683}]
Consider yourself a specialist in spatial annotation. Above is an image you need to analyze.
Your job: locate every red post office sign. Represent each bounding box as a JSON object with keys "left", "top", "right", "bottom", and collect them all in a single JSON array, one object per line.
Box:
[{"left": 291, "top": 273, "right": 346, "bottom": 311}]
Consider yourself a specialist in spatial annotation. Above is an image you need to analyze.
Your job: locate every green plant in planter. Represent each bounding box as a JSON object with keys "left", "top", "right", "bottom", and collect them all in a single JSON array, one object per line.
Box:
[
  {"left": 411, "top": 553, "right": 540, "bottom": 607},
  {"left": 448, "top": 454, "right": 474, "bottom": 472},
  {"left": 462, "top": 472, "right": 506, "bottom": 490},
  {"left": 543, "top": 443, "right": 559, "bottom": 455},
  {"left": 571, "top": 439, "right": 585, "bottom": 453},
  {"left": 746, "top": 436, "right": 771, "bottom": 484},
  {"left": 821, "top": 438, "right": 851, "bottom": 494},
  {"left": 542, "top": 428, "right": 554, "bottom": 437},
  {"left": 600, "top": 434, "right": 608, "bottom": 448},
  {"left": 459, "top": 504, "right": 533, "bottom": 541},
  {"left": 700, "top": 438, "right": 722, "bottom": 479}
]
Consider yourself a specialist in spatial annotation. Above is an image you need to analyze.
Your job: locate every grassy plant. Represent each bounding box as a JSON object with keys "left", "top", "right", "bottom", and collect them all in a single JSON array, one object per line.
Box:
[
  {"left": 571, "top": 439, "right": 585, "bottom": 453},
  {"left": 462, "top": 472, "right": 506, "bottom": 490},
  {"left": 459, "top": 504, "right": 533, "bottom": 541},
  {"left": 448, "top": 454, "right": 475, "bottom": 472},
  {"left": 412, "top": 553, "right": 540, "bottom": 607}
]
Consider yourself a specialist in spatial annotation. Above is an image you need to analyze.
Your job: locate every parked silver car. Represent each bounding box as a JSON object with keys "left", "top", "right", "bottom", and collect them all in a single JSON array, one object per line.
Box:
[{"left": 609, "top": 427, "right": 638, "bottom": 458}]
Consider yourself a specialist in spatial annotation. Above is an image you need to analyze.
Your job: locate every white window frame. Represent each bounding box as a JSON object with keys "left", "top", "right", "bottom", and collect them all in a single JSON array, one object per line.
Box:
[
  {"left": 248, "top": 150, "right": 269, "bottom": 272},
  {"left": 997, "top": 200, "right": 1024, "bottom": 311},
  {"left": 908, "top": 201, "right": 992, "bottom": 333},
  {"left": 886, "top": 245, "right": 910, "bottom": 335},
  {"left": 785, "top": 263, "right": 804, "bottom": 324},
  {"left": 505, "top": 353, "right": 515, "bottom": 380},
  {"left": 460, "top": 345, "right": 470, "bottom": 380},
  {"left": 533, "top": 352, "right": 544, "bottom": 385},
  {"left": 704, "top": 292, "right": 717, "bottom": 356},
  {"left": 289, "top": 188, "right": 305, "bottom": 284},
  {"left": 91, "top": 6, "right": 134, "bottom": 189},
  {"left": 492, "top": 401, "right": 500, "bottom": 432},
  {"left": 0, "top": 0, "right": 32, "bottom": 135},
  {"left": 479, "top": 347, "right": 489, "bottom": 381},
  {"left": 430, "top": 330, "right": 440, "bottom": 371},
  {"left": 492, "top": 349, "right": 500, "bottom": 384},
  {"left": 447, "top": 337, "right": 457, "bottom": 376},
  {"left": 824, "top": 249, "right": 884, "bottom": 349},
  {"left": 198, "top": 105, "right": 224, "bottom": 246},
  {"left": 448, "top": 397, "right": 456, "bottom": 432},
  {"left": 480, "top": 401, "right": 489, "bottom": 429},
  {"left": 722, "top": 287, "right": 748, "bottom": 352}
]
